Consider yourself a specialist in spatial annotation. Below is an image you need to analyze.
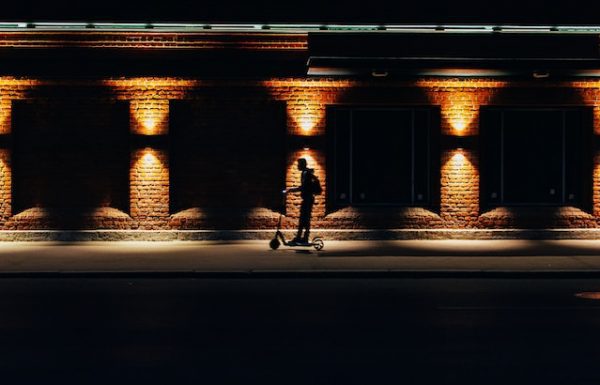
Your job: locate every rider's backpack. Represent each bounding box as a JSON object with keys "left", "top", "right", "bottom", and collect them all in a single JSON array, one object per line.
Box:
[{"left": 309, "top": 171, "right": 322, "bottom": 195}]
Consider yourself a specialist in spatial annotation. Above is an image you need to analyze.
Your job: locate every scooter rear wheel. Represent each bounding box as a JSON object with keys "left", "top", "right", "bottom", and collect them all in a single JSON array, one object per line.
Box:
[
  {"left": 269, "top": 238, "right": 281, "bottom": 250},
  {"left": 312, "top": 237, "right": 324, "bottom": 251}
]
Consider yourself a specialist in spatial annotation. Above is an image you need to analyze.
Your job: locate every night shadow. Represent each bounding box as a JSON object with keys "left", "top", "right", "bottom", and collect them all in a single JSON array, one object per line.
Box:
[
  {"left": 319, "top": 239, "right": 600, "bottom": 258},
  {"left": 169, "top": 88, "right": 287, "bottom": 229},
  {"left": 11, "top": 85, "right": 130, "bottom": 232}
]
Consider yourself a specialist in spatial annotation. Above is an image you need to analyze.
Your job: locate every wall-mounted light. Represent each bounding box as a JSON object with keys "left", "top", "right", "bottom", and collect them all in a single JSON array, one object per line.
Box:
[
  {"left": 299, "top": 115, "right": 316, "bottom": 134},
  {"left": 289, "top": 135, "right": 322, "bottom": 151},
  {"left": 142, "top": 151, "right": 156, "bottom": 165},
  {"left": 371, "top": 70, "right": 389, "bottom": 78},
  {"left": 143, "top": 118, "right": 157, "bottom": 132},
  {"left": 443, "top": 135, "right": 476, "bottom": 150}
]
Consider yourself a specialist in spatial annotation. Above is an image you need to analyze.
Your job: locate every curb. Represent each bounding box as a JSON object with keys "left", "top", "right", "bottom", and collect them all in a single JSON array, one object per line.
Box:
[
  {"left": 2, "top": 270, "right": 600, "bottom": 278},
  {"left": 4, "top": 228, "right": 600, "bottom": 241}
]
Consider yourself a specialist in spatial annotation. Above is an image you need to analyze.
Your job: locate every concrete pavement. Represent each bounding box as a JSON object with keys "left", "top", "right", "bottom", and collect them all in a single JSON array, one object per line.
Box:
[{"left": 2, "top": 239, "right": 600, "bottom": 274}]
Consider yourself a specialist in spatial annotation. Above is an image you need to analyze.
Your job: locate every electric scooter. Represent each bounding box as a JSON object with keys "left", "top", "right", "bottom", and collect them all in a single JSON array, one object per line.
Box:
[{"left": 269, "top": 192, "right": 324, "bottom": 251}]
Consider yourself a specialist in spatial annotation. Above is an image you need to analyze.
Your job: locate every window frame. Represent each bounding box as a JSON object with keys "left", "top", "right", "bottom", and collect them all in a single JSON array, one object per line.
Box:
[
  {"left": 327, "top": 105, "right": 440, "bottom": 209},
  {"left": 480, "top": 106, "right": 593, "bottom": 210}
]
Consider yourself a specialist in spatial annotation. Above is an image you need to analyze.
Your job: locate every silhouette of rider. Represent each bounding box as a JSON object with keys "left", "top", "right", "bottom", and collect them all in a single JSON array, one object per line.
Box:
[{"left": 284, "top": 158, "right": 317, "bottom": 244}]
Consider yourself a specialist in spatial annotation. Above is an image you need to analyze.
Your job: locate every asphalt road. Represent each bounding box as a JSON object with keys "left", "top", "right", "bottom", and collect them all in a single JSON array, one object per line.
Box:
[{"left": 2, "top": 277, "right": 600, "bottom": 384}]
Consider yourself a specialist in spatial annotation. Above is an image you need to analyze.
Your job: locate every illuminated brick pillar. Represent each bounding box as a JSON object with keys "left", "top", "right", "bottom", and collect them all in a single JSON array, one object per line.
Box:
[
  {"left": 438, "top": 100, "right": 481, "bottom": 226},
  {"left": 434, "top": 89, "right": 487, "bottom": 226},
  {"left": 0, "top": 149, "right": 11, "bottom": 221},
  {"left": 575, "top": 88, "right": 600, "bottom": 217},
  {"left": 593, "top": 151, "right": 600, "bottom": 217},
  {"left": 0, "top": 98, "right": 11, "bottom": 222},
  {"left": 130, "top": 148, "right": 169, "bottom": 229},
  {"left": 129, "top": 99, "right": 170, "bottom": 229},
  {"left": 592, "top": 106, "right": 600, "bottom": 136},
  {"left": 440, "top": 149, "right": 479, "bottom": 227},
  {"left": 286, "top": 149, "right": 326, "bottom": 220}
]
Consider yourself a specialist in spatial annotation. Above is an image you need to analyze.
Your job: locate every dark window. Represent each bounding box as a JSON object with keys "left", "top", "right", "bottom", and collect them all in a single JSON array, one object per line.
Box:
[
  {"left": 12, "top": 99, "right": 130, "bottom": 213},
  {"left": 329, "top": 107, "right": 438, "bottom": 207},
  {"left": 481, "top": 108, "right": 592, "bottom": 209},
  {"left": 170, "top": 100, "right": 286, "bottom": 212}
]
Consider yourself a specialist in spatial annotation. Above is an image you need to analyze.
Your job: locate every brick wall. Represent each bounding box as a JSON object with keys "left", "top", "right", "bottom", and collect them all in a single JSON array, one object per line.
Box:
[
  {"left": 0, "top": 77, "right": 599, "bottom": 230},
  {"left": 0, "top": 32, "right": 308, "bottom": 51}
]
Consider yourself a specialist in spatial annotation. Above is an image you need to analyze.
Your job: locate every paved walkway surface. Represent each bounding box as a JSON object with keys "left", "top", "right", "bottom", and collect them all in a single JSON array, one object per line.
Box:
[{"left": 2, "top": 239, "right": 600, "bottom": 274}]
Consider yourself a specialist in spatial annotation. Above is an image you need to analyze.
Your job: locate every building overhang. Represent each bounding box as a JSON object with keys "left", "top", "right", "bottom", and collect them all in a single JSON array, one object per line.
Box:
[{"left": 307, "top": 32, "right": 600, "bottom": 78}]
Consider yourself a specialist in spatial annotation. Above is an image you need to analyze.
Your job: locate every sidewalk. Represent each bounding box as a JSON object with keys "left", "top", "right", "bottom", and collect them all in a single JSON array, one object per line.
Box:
[{"left": 2, "top": 239, "right": 600, "bottom": 275}]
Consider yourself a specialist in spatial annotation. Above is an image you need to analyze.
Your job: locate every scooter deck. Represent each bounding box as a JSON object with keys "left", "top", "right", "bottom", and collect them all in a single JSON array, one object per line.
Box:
[{"left": 286, "top": 241, "right": 314, "bottom": 247}]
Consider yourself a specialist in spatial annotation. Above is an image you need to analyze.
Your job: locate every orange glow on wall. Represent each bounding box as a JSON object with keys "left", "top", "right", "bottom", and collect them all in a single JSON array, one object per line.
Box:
[
  {"left": 0, "top": 78, "right": 40, "bottom": 135},
  {"left": 297, "top": 112, "right": 318, "bottom": 134},
  {"left": 102, "top": 78, "right": 199, "bottom": 94},
  {"left": 262, "top": 79, "right": 351, "bottom": 136},
  {"left": 450, "top": 150, "right": 466, "bottom": 165},
  {"left": 103, "top": 78, "right": 198, "bottom": 135},
  {"left": 416, "top": 79, "right": 507, "bottom": 136},
  {"left": 0, "top": 98, "right": 12, "bottom": 135},
  {"left": 130, "top": 99, "right": 169, "bottom": 135},
  {"left": 442, "top": 91, "right": 478, "bottom": 135},
  {"left": 132, "top": 148, "right": 165, "bottom": 180}
]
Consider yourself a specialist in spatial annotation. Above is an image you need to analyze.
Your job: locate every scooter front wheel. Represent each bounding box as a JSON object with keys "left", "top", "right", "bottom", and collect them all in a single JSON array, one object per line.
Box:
[
  {"left": 312, "top": 237, "right": 324, "bottom": 251},
  {"left": 269, "top": 238, "right": 281, "bottom": 250}
]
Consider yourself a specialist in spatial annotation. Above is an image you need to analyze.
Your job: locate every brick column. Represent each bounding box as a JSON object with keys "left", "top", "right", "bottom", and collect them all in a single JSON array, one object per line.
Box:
[
  {"left": 129, "top": 100, "right": 170, "bottom": 229},
  {"left": 440, "top": 149, "right": 479, "bottom": 227},
  {"left": 130, "top": 148, "right": 169, "bottom": 229},
  {"left": 593, "top": 106, "right": 600, "bottom": 218},
  {"left": 0, "top": 98, "right": 11, "bottom": 222}
]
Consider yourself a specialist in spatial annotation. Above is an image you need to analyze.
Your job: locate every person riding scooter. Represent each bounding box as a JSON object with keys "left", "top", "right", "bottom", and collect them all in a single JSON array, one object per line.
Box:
[{"left": 282, "top": 158, "right": 321, "bottom": 245}]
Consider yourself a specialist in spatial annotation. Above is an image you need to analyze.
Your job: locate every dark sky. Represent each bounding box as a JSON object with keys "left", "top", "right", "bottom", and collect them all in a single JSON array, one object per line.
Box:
[{"left": 2, "top": 0, "right": 600, "bottom": 24}]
